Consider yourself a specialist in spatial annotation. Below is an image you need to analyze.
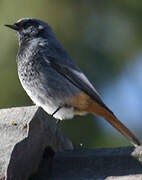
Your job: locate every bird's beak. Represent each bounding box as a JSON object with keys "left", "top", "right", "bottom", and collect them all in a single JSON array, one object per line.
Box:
[{"left": 5, "top": 24, "right": 19, "bottom": 31}]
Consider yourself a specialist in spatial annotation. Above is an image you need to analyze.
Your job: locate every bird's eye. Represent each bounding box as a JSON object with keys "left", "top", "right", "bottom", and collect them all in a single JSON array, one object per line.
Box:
[
  {"left": 14, "top": 23, "right": 20, "bottom": 27},
  {"left": 24, "top": 22, "right": 32, "bottom": 29}
]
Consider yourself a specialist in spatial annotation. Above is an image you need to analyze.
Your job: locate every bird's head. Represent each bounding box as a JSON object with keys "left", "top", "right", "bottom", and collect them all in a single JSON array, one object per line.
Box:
[{"left": 5, "top": 18, "right": 52, "bottom": 41}]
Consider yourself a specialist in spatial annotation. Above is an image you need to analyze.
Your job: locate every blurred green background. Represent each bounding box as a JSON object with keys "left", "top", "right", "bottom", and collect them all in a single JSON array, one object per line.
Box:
[{"left": 1, "top": 0, "right": 142, "bottom": 148}]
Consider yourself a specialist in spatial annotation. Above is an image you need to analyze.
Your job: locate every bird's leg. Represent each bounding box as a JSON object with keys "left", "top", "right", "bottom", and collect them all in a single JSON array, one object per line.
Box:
[
  {"left": 52, "top": 106, "right": 63, "bottom": 116},
  {"left": 51, "top": 105, "right": 63, "bottom": 124},
  {"left": 52, "top": 104, "right": 72, "bottom": 124}
]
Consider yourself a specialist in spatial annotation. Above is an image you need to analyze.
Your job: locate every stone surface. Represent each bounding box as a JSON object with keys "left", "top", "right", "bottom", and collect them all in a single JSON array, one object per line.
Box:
[
  {"left": 0, "top": 106, "right": 142, "bottom": 180},
  {"left": 0, "top": 106, "right": 73, "bottom": 180},
  {"left": 29, "top": 146, "right": 142, "bottom": 180},
  {"left": 49, "top": 147, "right": 142, "bottom": 180},
  {"left": 107, "top": 174, "right": 142, "bottom": 180}
]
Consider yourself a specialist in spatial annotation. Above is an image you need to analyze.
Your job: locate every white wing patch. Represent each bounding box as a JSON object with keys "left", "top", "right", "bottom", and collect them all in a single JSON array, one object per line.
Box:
[{"left": 71, "top": 69, "right": 100, "bottom": 96}]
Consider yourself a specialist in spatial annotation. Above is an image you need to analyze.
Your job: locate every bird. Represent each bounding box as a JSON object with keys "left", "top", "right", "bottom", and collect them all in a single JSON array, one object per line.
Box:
[{"left": 5, "top": 18, "right": 141, "bottom": 146}]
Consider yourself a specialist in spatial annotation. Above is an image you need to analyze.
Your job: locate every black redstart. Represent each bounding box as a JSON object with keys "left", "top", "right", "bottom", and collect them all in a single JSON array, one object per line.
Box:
[{"left": 5, "top": 18, "right": 141, "bottom": 146}]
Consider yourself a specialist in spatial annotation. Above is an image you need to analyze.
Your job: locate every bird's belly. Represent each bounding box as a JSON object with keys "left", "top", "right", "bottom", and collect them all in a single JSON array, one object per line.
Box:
[
  {"left": 42, "top": 104, "right": 74, "bottom": 120},
  {"left": 18, "top": 65, "right": 81, "bottom": 120},
  {"left": 23, "top": 85, "right": 75, "bottom": 120}
]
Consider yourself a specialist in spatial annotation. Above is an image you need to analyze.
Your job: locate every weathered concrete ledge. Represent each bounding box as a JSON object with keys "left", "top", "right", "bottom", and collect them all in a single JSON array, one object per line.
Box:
[
  {"left": 0, "top": 106, "right": 73, "bottom": 180},
  {"left": 49, "top": 146, "right": 142, "bottom": 180},
  {"left": 0, "top": 106, "right": 142, "bottom": 180}
]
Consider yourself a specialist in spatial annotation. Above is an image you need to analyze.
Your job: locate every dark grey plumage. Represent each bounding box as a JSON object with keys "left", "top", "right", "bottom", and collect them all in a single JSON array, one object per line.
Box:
[
  {"left": 6, "top": 18, "right": 105, "bottom": 120},
  {"left": 5, "top": 18, "right": 141, "bottom": 146}
]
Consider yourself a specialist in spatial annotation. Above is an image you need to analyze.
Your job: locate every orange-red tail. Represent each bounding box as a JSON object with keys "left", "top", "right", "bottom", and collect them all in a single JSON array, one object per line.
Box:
[
  {"left": 69, "top": 92, "right": 141, "bottom": 146},
  {"left": 86, "top": 99, "right": 141, "bottom": 146},
  {"left": 104, "top": 113, "right": 141, "bottom": 146}
]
